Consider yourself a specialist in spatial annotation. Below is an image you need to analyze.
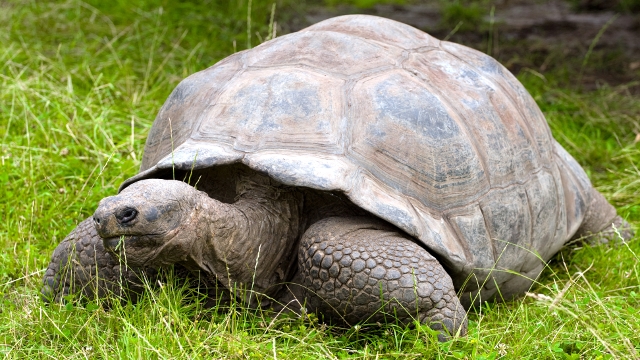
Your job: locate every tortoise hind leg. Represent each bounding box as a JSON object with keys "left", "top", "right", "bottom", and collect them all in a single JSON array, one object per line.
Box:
[
  {"left": 575, "top": 189, "right": 634, "bottom": 244},
  {"left": 297, "top": 216, "right": 467, "bottom": 340}
]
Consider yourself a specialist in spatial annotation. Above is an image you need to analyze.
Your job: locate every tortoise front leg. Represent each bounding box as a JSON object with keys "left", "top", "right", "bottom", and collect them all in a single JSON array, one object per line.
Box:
[
  {"left": 41, "top": 217, "right": 156, "bottom": 304},
  {"left": 297, "top": 216, "right": 467, "bottom": 340}
]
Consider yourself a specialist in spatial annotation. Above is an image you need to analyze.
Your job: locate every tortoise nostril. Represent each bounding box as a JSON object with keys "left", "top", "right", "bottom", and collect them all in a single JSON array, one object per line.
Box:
[
  {"left": 116, "top": 208, "right": 138, "bottom": 225},
  {"left": 93, "top": 216, "right": 101, "bottom": 225}
]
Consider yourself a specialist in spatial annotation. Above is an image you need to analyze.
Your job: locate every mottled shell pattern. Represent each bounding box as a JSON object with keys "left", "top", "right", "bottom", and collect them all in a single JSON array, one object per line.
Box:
[{"left": 121, "top": 15, "right": 592, "bottom": 293}]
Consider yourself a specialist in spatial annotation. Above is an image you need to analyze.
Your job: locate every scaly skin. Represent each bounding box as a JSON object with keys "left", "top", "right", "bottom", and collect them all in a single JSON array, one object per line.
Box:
[
  {"left": 577, "top": 216, "right": 635, "bottom": 246},
  {"left": 43, "top": 177, "right": 467, "bottom": 340},
  {"left": 573, "top": 189, "right": 634, "bottom": 245},
  {"left": 298, "top": 217, "right": 467, "bottom": 340},
  {"left": 42, "top": 175, "right": 629, "bottom": 341},
  {"left": 41, "top": 218, "right": 156, "bottom": 304},
  {"left": 92, "top": 177, "right": 303, "bottom": 306},
  {"left": 42, "top": 217, "right": 230, "bottom": 306}
]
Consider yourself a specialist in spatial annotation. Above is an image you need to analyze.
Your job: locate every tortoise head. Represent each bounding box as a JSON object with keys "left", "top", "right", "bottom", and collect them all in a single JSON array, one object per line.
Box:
[{"left": 93, "top": 179, "right": 201, "bottom": 267}]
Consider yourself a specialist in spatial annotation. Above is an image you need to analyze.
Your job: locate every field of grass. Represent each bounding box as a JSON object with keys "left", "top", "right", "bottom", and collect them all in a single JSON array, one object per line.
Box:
[{"left": 1, "top": 0, "right": 639, "bottom": 358}]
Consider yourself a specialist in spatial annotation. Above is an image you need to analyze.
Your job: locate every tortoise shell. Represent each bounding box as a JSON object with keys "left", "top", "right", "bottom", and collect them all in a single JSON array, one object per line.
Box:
[{"left": 121, "top": 15, "right": 590, "bottom": 293}]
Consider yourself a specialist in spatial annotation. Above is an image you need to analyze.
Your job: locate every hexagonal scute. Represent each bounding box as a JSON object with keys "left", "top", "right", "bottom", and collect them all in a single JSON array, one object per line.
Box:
[
  {"left": 141, "top": 54, "right": 243, "bottom": 171},
  {"left": 348, "top": 69, "right": 489, "bottom": 211},
  {"left": 404, "top": 50, "right": 546, "bottom": 188},
  {"left": 194, "top": 67, "right": 345, "bottom": 154},
  {"left": 440, "top": 41, "right": 553, "bottom": 165}
]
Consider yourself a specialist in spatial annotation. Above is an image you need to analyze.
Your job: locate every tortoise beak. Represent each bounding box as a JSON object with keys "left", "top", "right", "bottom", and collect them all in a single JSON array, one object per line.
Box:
[{"left": 92, "top": 210, "right": 111, "bottom": 237}]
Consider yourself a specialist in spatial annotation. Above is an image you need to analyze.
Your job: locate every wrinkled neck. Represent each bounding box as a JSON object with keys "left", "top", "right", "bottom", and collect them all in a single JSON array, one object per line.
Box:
[{"left": 184, "top": 178, "right": 302, "bottom": 302}]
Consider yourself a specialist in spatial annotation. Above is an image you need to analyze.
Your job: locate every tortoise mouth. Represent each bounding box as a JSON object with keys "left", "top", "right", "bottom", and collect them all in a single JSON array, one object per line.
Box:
[
  {"left": 102, "top": 227, "right": 184, "bottom": 268},
  {"left": 103, "top": 236, "right": 138, "bottom": 252},
  {"left": 102, "top": 225, "right": 179, "bottom": 253},
  {"left": 103, "top": 236, "right": 149, "bottom": 264},
  {"left": 103, "top": 235, "right": 162, "bottom": 268}
]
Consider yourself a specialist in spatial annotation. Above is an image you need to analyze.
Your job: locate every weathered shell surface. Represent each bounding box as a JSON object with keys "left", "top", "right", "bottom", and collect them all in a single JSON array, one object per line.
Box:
[{"left": 122, "top": 15, "right": 592, "bottom": 290}]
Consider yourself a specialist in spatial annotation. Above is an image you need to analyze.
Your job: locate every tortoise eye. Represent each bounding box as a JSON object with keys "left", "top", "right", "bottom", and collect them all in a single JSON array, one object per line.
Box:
[{"left": 116, "top": 207, "right": 138, "bottom": 225}]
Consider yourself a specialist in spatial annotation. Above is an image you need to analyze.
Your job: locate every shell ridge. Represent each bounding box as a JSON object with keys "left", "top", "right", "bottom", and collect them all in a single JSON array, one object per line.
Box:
[
  {"left": 477, "top": 200, "right": 498, "bottom": 263},
  {"left": 520, "top": 170, "right": 559, "bottom": 271},
  {"left": 408, "top": 46, "right": 440, "bottom": 54},
  {"left": 549, "top": 162, "right": 568, "bottom": 255},
  {"left": 191, "top": 64, "right": 249, "bottom": 149},
  {"left": 520, "top": 177, "right": 535, "bottom": 260},
  {"left": 245, "top": 64, "right": 349, "bottom": 80},
  {"left": 140, "top": 53, "right": 246, "bottom": 170},
  {"left": 405, "top": 196, "right": 431, "bottom": 236},
  {"left": 445, "top": 203, "right": 495, "bottom": 290},
  {"left": 522, "top": 182, "right": 537, "bottom": 263},
  {"left": 301, "top": 28, "right": 409, "bottom": 51},
  {"left": 442, "top": 165, "right": 552, "bottom": 215},
  {"left": 341, "top": 78, "right": 357, "bottom": 156},
  {"left": 244, "top": 63, "right": 403, "bottom": 83},
  {"left": 300, "top": 14, "right": 440, "bottom": 50},
  {"left": 485, "top": 78, "right": 543, "bottom": 166},
  {"left": 551, "top": 148, "right": 582, "bottom": 195},
  {"left": 552, "top": 142, "right": 592, "bottom": 192},
  {"left": 245, "top": 30, "right": 402, "bottom": 77},
  {"left": 440, "top": 211, "right": 473, "bottom": 270}
]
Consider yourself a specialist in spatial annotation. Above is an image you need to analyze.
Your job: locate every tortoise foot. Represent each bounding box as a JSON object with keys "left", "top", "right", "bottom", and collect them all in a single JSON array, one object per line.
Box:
[
  {"left": 594, "top": 215, "right": 635, "bottom": 244},
  {"left": 298, "top": 216, "right": 467, "bottom": 340},
  {"left": 573, "top": 216, "right": 635, "bottom": 246}
]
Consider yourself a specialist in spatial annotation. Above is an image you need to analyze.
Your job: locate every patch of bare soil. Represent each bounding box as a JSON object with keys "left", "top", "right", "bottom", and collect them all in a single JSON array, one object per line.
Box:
[{"left": 285, "top": 0, "right": 640, "bottom": 91}]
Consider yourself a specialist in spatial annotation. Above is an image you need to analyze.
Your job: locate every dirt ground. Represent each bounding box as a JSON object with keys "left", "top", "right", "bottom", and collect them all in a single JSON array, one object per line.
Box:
[{"left": 284, "top": 0, "right": 640, "bottom": 90}]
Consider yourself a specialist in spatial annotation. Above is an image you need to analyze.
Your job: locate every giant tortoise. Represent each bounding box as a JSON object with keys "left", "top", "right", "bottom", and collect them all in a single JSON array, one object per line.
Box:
[{"left": 42, "top": 15, "right": 632, "bottom": 339}]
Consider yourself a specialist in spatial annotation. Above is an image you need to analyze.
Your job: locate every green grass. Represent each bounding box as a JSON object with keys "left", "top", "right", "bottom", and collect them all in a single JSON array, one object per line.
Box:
[
  {"left": 1, "top": 0, "right": 639, "bottom": 358},
  {"left": 440, "top": 0, "right": 486, "bottom": 33}
]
